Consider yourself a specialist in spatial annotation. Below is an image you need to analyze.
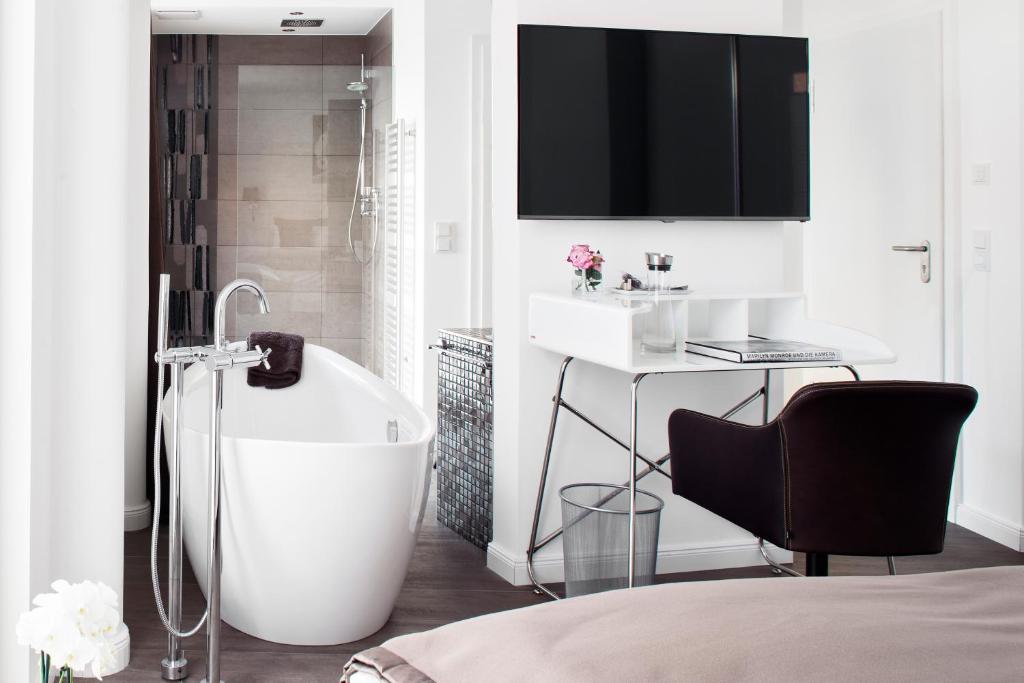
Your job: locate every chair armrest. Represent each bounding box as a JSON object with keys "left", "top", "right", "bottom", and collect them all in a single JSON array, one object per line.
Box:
[{"left": 668, "top": 409, "right": 788, "bottom": 547}]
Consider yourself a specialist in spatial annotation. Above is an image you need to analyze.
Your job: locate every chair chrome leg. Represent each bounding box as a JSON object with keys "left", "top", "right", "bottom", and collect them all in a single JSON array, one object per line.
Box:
[
  {"left": 758, "top": 538, "right": 803, "bottom": 577},
  {"left": 844, "top": 365, "right": 861, "bottom": 381},
  {"left": 887, "top": 556, "right": 896, "bottom": 575},
  {"left": 526, "top": 356, "right": 574, "bottom": 600}
]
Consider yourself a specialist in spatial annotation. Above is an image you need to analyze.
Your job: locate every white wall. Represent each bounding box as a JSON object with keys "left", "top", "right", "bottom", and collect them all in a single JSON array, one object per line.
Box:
[
  {"left": 421, "top": 0, "right": 494, "bottom": 411},
  {"left": 488, "top": 0, "right": 794, "bottom": 584},
  {"left": 0, "top": 0, "right": 143, "bottom": 677},
  {"left": 955, "top": 0, "right": 1024, "bottom": 549},
  {"left": 0, "top": 1, "right": 45, "bottom": 678},
  {"left": 797, "top": 0, "right": 1024, "bottom": 551}
]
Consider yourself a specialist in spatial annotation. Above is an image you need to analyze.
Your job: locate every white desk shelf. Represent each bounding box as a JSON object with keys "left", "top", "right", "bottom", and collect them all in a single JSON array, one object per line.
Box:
[{"left": 528, "top": 291, "right": 895, "bottom": 373}]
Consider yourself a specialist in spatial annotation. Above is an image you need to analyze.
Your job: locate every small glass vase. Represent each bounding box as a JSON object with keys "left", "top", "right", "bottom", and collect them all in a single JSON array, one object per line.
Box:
[{"left": 571, "top": 269, "right": 602, "bottom": 296}]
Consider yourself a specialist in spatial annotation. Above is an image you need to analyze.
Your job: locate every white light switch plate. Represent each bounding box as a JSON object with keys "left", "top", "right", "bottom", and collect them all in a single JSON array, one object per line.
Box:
[
  {"left": 973, "top": 229, "right": 991, "bottom": 272},
  {"left": 434, "top": 221, "right": 456, "bottom": 252}
]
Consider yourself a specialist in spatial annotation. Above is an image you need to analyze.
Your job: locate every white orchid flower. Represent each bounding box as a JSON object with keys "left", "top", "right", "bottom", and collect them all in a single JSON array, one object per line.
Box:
[{"left": 15, "top": 579, "right": 121, "bottom": 680}]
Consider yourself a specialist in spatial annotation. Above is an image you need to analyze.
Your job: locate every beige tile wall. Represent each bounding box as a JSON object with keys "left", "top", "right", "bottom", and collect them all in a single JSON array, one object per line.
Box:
[{"left": 215, "top": 32, "right": 390, "bottom": 366}]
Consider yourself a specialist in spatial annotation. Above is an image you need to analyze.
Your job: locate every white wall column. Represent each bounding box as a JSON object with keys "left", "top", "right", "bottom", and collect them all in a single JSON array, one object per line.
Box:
[
  {"left": 124, "top": 0, "right": 154, "bottom": 533},
  {"left": 421, "top": 0, "right": 493, "bottom": 412},
  {"left": 0, "top": 0, "right": 46, "bottom": 678},
  {"left": 0, "top": 0, "right": 146, "bottom": 676}
]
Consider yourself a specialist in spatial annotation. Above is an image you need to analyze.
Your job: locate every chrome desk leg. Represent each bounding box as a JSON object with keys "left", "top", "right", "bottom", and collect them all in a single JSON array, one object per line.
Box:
[
  {"left": 628, "top": 373, "right": 649, "bottom": 589},
  {"left": 844, "top": 365, "right": 861, "bottom": 381},
  {"left": 723, "top": 386, "right": 765, "bottom": 421},
  {"left": 887, "top": 556, "right": 897, "bottom": 575},
  {"left": 529, "top": 367, "right": 779, "bottom": 595},
  {"left": 526, "top": 357, "right": 573, "bottom": 600},
  {"left": 556, "top": 398, "right": 672, "bottom": 479},
  {"left": 762, "top": 369, "right": 771, "bottom": 424}
]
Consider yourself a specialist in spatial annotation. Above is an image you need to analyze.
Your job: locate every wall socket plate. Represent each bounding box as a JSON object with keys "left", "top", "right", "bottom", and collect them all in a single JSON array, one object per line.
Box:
[
  {"left": 971, "top": 163, "right": 991, "bottom": 186},
  {"left": 434, "top": 221, "right": 456, "bottom": 253}
]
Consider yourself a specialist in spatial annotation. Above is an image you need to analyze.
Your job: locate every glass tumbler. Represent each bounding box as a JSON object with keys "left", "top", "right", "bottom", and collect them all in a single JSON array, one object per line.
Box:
[{"left": 641, "top": 253, "right": 677, "bottom": 354}]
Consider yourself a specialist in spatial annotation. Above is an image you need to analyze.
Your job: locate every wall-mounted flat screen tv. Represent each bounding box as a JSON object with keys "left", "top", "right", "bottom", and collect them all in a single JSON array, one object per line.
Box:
[{"left": 518, "top": 25, "right": 810, "bottom": 221}]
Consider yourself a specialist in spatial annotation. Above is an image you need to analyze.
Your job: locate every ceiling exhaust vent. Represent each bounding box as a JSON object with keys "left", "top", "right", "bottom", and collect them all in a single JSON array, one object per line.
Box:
[
  {"left": 281, "top": 18, "right": 324, "bottom": 28},
  {"left": 153, "top": 10, "right": 201, "bottom": 20}
]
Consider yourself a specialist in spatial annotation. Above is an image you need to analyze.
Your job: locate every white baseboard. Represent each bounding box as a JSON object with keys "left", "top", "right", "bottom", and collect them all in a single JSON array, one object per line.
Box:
[
  {"left": 124, "top": 500, "right": 152, "bottom": 532},
  {"left": 486, "top": 538, "right": 792, "bottom": 587},
  {"left": 956, "top": 504, "right": 1024, "bottom": 552}
]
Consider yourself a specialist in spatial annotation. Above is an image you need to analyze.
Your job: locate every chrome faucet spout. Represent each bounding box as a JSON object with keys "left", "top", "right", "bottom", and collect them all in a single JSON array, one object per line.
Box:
[{"left": 214, "top": 279, "right": 270, "bottom": 350}]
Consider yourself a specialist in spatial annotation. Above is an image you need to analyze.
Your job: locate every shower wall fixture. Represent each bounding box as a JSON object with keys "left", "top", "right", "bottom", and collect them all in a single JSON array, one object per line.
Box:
[{"left": 152, "top": 21, "right": 393, "bottom": 364}]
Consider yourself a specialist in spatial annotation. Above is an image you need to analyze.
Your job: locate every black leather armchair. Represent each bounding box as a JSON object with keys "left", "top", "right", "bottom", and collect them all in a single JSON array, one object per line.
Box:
[{"left": 668, "top": 381, "right": 978, "bottom": 576}]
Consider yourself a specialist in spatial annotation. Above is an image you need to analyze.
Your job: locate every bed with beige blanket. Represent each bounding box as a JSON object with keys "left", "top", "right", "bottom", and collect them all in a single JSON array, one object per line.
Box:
[{"left": 341, "top": 567, "right": 1024, "bottom": 682}]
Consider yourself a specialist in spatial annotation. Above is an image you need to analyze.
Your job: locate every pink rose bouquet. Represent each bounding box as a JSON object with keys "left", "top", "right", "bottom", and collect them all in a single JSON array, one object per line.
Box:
[{"left": 567, "top": 244, "right": 604, "bottom": 292}]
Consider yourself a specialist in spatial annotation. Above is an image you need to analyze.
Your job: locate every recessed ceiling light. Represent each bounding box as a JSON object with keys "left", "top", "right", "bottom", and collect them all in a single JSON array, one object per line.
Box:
[
  {"left": 290, "top": 11, "right": 304, "bottom": 15},
  {"left": 282, "top": 28, "right": 296, "bottom": 32}
]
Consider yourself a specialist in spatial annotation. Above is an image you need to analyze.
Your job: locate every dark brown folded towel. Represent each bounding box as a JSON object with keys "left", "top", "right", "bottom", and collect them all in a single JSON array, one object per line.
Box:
[{"left": 247, "top": 331, "right": 304, "bottom": 389}]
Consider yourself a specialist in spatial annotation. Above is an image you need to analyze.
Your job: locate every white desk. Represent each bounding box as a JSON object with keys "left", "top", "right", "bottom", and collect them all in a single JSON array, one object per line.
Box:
[{"left": 526, "top": 291, "right": 895, "bottom": 599}]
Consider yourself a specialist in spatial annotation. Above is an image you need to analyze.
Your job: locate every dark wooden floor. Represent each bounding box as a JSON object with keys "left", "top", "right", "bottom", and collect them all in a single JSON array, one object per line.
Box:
[{"left": 116, "top": 500, "right": 1024, "bottom": 683}]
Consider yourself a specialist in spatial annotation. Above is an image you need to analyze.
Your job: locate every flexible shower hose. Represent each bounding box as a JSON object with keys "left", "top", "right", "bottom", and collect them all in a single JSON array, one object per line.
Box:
[
  {"left": 348, "top": 99, "right": 379, "bottom": 265},
  {"left": 150, "top": 358, "right": 209, "bottom": 638}
]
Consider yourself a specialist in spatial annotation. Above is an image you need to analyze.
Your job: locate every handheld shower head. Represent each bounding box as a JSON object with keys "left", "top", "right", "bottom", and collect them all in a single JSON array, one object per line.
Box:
[{"left": 347, "top": 53, "right": 370, "bottom": 94}]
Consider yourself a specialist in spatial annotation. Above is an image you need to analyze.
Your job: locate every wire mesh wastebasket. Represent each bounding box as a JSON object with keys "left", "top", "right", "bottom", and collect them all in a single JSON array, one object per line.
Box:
[{"left": 559, "top": 483, "right": 664, "bottom": 598}]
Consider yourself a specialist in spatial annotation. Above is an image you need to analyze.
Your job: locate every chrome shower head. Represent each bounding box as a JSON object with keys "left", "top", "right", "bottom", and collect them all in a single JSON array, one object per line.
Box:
[{"left": 347, "top": 81, "right": 369, "bottom": 93}]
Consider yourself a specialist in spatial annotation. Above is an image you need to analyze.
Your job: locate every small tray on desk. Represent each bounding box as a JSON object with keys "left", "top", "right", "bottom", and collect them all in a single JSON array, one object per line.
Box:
[{"left": 606, "top": 286, "right": 691, "bottom": 301}]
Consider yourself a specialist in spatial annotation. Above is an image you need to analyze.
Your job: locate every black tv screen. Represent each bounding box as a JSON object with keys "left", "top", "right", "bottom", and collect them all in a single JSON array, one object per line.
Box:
[{"left": 517, "top": 25, "right": 809, "bottom": 220}]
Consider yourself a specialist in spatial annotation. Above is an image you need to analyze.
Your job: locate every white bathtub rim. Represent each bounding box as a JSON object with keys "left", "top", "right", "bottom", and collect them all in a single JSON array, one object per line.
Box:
[
  {"left": 177, "top": 424, "right": 433, "bottom": 451},
  {"left": 168, "top": 343, "right": 434, "bottom": 449}
]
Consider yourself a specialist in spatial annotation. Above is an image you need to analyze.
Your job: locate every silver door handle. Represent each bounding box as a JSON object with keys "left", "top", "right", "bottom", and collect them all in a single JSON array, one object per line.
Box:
[{"left": 891, "top": 240, "right": 931, "bottom": 283}]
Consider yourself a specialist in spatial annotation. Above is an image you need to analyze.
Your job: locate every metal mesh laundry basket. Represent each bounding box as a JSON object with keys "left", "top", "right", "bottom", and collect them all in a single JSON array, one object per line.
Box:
[
  {"left": 435, "top": 329, "right": 494, "bottom": 549},
  {"left": 559, "top": 483, "right": 663, "bottom": 598}
]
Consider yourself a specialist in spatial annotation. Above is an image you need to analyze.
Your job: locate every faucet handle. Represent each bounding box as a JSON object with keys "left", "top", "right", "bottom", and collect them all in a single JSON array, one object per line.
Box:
[{"left": 255, "top": 345, "right": 272, "bottom": 370}]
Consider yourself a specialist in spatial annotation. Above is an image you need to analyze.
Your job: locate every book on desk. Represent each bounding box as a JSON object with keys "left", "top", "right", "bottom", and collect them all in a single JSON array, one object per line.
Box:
[{"left": 684, "top": 338, "right": 843, "bottom": 363}]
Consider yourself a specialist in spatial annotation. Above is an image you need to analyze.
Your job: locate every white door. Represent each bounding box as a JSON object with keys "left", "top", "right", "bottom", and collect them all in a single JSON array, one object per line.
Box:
[{"left": 804, "top": 11, "right": 945, "bottom": 382}]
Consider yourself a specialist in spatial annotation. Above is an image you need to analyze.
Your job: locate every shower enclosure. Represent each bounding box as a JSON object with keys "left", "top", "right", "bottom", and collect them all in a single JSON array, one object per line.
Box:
[{"left": 152, "top": 16, "right": 394, "bottom": 370}]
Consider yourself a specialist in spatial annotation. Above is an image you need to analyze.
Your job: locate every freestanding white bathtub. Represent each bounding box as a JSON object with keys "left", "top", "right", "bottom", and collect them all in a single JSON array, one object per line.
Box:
[{"left": 167, "top": 344, "right": 435, "bottom": 645}]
